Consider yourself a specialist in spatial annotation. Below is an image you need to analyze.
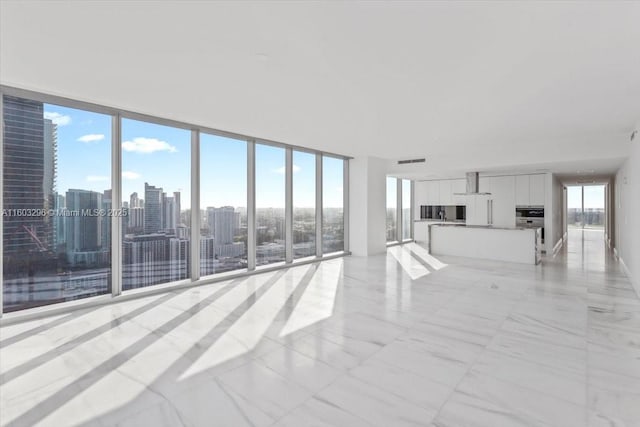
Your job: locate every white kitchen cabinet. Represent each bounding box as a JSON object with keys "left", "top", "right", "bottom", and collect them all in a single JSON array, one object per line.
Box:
[
  {"left": 452, "top": 179, "right": 466, "bottom": 204},
  {"left": 490, "top": 175, "right": 516, "bottom": 228},
  {"left": 479, "top": 176, "right": 491, "bottom": 194},
  {"left": 529, "top": 174, "right": 545, "bottom": 206},
  {"left": 515, "top": 174, "right": 545, "bottom": 206},
  {"left": 439, "top": 180, "right": 452, "bottom": 205},
  {"left": 515, "top": 175, "right": 530, "bottom": 206},
  {"left": 426, "top": 181, "right": 440, "bottom": 204},
  {"left": 414, "top": 221, "right": 429, "bottom": 243},
  {"left": 414, "top": 181, "right": 428, "bottom": 218}
]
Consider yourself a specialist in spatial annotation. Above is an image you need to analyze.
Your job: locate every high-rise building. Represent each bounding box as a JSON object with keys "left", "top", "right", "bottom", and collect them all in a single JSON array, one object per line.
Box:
[
  {"left": 128, "top": 207, "right": 144, "bottom": 232},
  {"left": 53, "top": 193, "right": 66, "bottom": 250},
  {"left": 2, "top": 96, "right": 48, "bottom": 267},
  {"left": 43, "top": 119, "right": 57, "bottom": 204},
  {"left": 144, "top": 183, "right": 163, "bottom": 234},
  {"left": 173, "top": 191, "right": 181, "bottom": 225},
  {"left": 43, "top": 118, "right": 58, "bottom": 250},
  {"left": 65, "top": 189, "right": 103, "bottom": 252},
  {"left": 163, "top": 194, "right": 176, "bottom": 232},
  {"left": 129, "top": 192, "right": 140, "bottom": 208},
  {"left": 102, "top": 189, "right": 112, "bottom": 250},
  {"left": 206, "top": 206, "right": 236, "bottom": 244},
  {"left": 123, "top": 234, "right": 189, "bottom": 289}
]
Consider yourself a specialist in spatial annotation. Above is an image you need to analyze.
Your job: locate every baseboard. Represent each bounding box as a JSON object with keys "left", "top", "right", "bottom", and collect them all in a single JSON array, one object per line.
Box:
[
  {"left": 552, "top": 238, "right": 563, "bottom": 257},
  {"left": 618, "top": 255, "right": 640, "bottom": 299}
]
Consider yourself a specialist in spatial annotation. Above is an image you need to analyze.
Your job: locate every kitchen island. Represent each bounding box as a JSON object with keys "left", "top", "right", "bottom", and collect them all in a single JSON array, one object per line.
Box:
[{"left": 429, "top": 224, "right": 541, "bottom": 264}]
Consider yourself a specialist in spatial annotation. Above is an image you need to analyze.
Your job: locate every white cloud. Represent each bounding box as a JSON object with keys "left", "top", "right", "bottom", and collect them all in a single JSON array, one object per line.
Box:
[
  {"left": 77, "top": 134, "right": 105, "bottom": 143},
  {"left": 273, "top": 164, "right": 301, "bottom": 174},
  {"left": 44, "top": 111, "right": 72, "bottom": 126},
  {"left": 123, "top": 171, "right": 141, "bottom": 180},
  {"left": 122, "top": 137, "right": 177, "bottom": 154},
  {"left": 86, "top": 175, "right": 109, "bottom": 182}
]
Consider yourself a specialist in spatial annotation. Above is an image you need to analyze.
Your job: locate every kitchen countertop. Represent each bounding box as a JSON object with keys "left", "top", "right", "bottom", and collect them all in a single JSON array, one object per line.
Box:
[
  {"left": 429, "top": 223, "right": 541, "bottom": 231},
  {"left": 414, "top": 220, "right": 464, "bottom": 224}
]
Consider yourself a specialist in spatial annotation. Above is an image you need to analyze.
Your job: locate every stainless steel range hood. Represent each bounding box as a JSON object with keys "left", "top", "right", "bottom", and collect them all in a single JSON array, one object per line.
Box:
[{"left": 453, "top": 172, "right": 491, "bottom": 195}]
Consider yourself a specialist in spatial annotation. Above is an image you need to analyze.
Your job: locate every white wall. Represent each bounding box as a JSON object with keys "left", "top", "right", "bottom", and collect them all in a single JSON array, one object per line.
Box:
[
  {"left": 550, "top": 173, "right": 565, "bottom": 254},
  {"left": 615, "top": 122, "right": 640, "bottom": 297},
  {"left": 349, "top": 156, "right": 387, "bottom": 256}
]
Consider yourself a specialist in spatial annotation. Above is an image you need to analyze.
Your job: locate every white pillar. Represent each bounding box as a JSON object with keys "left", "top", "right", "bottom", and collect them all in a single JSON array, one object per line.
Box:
[{"left": 349, "top": 156, "right": 387, "bottom": 256}]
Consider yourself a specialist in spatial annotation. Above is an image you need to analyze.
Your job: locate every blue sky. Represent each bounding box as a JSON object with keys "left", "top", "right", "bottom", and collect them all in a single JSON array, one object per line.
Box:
[
  {"left": 45, "top": 104, "right": 344, "bottom": 210},
  {"left": 567, "top": 185, "right": 605, "bottom": 209}
]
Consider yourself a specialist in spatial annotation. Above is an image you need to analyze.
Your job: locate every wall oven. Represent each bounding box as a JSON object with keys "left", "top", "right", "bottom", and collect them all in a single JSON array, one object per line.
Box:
[{"left": 516, "top": 206, "right": 544, "bottom": 243}]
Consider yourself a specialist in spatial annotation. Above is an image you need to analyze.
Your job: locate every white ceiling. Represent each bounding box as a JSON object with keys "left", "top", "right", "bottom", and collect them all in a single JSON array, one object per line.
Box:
[{"left": 1, "top": 1, "right": 639, "bottom": 177}]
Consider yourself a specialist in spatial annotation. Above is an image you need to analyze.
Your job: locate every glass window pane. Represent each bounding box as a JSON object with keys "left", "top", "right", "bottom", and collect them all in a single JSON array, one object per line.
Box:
[
  {"left": 3, "top": 95, "right": 111, "bottom": 312},
  {"left": 293, "top": 151, "right": 316, "bottom": 258},
  {"left": 567, "top": 186, "right": 582, "bottom": 228},
  {"left": 121, "top": 118, "right": 190, "bottom": 290},
  {"left": 386, "top": 177, "right": 397, "bottom": 242},
  {"left": 255, "top": 144, "right": 285, "bottom": 265},
  {"left": 322, "top": 156, "right": 344, "bottom": 254},
  {"left": 200, "top": 134, "right": 247, "bottom": 275},
  {"left": 402, "top": 179, "right": 411, "bottom": 240},
  {"left": 583, "top": 185, "right": 605, "bottom": 228}
]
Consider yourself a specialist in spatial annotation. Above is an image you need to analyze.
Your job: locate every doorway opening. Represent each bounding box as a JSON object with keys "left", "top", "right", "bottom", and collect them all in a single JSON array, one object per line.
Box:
[{"left": 566, "top": 185, "right": 606, "bottom": 230}]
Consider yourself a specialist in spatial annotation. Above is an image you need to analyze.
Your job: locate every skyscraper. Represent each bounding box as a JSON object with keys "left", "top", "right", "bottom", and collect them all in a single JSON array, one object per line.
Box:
[
  {"left": 43, "top": 118, "right": 58, "bottom": 250},
  {"left": 2, "top": 95, "right": 48, "bottom": 265},
  {"left": 65, "top": 189, "right": 103, "bottom": 252},
  {"left": 130, "top": 192, "right": 140, "bottom": 208},
  {"left": 163, "top": 194, "right": 176, "bottom": 232},
  {"left": 144, "top": 183, "right": 163, "bottom": 234},
  {"left": 102, "top": 189, "right": 112, "bottom": 250},
  {"left": 207, "top": 206, "right": 236, "bottom": 244}
]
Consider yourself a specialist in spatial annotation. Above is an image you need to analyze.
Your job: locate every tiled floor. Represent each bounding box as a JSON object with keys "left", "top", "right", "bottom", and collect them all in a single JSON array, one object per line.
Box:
[{"left": 1, "top": 229, "right": 639, "bottom": 426}]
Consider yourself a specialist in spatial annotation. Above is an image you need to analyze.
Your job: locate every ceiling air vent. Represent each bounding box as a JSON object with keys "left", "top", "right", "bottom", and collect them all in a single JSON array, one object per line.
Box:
[{"left": 397, "top": 158, "right": 426, "bottom": 165}]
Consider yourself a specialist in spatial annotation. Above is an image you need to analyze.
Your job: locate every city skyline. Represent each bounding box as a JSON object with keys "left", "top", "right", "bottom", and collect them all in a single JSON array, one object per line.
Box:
[{"left": 46, "top": 104, "right": 345, "bottom": 209}]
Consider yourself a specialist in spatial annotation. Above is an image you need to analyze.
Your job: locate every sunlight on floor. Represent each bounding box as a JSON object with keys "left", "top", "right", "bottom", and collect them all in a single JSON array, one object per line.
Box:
[
  {"left": 405, "top": 243, "right": 448, "bottom": 271},
  {"left": 180, "top": 265, "right": 314, "bottom": 380},
  {"left": 388, "top": 245, "right": 430, "bottom": 280},
  {"left": 279, "top": 259, "right": 342, "bottom": 337}
]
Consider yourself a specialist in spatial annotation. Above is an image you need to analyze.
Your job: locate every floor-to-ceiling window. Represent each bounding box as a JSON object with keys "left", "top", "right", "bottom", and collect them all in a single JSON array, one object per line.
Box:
[
  {"left": 2, "top": 96, "right": 112, "bottom": 312},
  {"left": 386, "top": 177, "right": 397, "bottom": 242},
  {"left": 255, "top": 144, "right": 286, "bottom": 265},
  {"left": 322, "top": 156, "right": 344, "bottom": 254},
  {"left": 1, "top": 88, "right": 350, "bottom": 314},
  {"left": 583, "top": 185, "right": 605, "bottom": 229},
  {"left": 293, "top": 151, "right": 316, "bottom": 258},
  {"left": 402, "top": 179, "right": 411, "bottom": 241},
  {"left": 121, "top": 119, "right": 191, "bottom": 290},
  {"left": 567, "top": 185, "right": 605, "bottom": 229},
  {"left": 200, "top": 133, "right": 247, "bottom": 275}
]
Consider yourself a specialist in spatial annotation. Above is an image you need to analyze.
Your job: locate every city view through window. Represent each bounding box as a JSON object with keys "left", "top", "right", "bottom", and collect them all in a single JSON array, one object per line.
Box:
[
  {"left": 567, "top": 185, "right": 606, "bottom": 229},
  {"left": 3, "top": 97, "right": 113, "bottom": 311},
  {"left": 386, "top": 177, "right": 412, "bottom": 243},
  {"left": 2, "top": 94, "right": 348, "bottom": 313}
]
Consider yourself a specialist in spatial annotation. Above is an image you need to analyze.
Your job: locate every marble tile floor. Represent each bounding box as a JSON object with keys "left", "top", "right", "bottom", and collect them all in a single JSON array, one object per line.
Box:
[{"left": 1, "top": 229, "right": 638, "bottom": 426}]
